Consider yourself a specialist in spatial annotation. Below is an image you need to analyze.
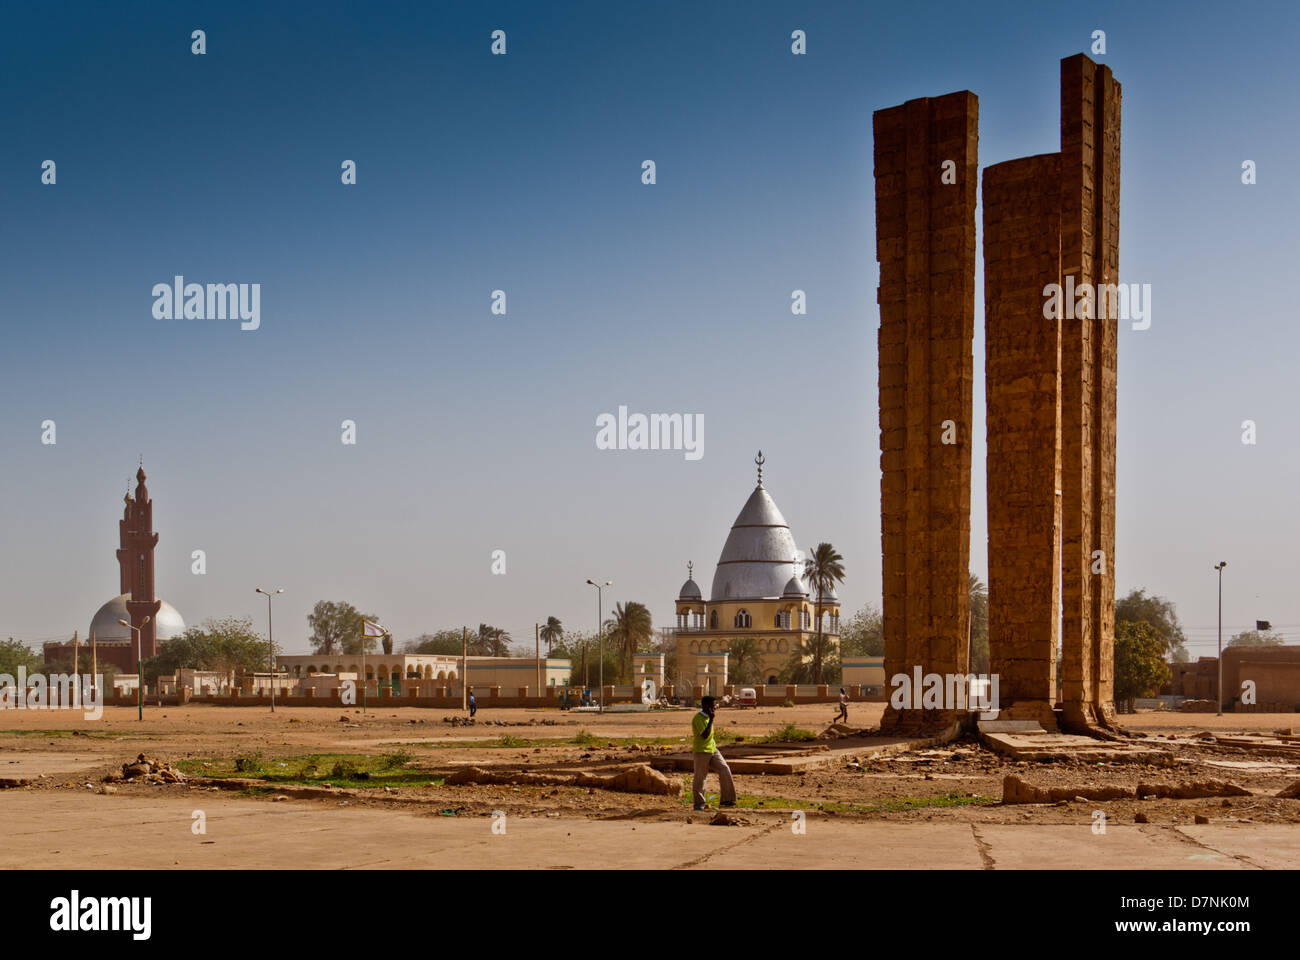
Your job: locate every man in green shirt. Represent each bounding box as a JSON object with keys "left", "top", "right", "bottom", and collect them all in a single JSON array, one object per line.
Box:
[{"left": 691, "top": 696, "right": 736, "bottom": 811}]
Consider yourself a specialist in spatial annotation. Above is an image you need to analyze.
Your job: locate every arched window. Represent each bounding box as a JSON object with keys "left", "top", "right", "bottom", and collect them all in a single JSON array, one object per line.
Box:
[
  {"left": 733, "top": 609, "right": 751, "bottom": 629},
  {"left": 709, "top": 611, "right": 718, "bottom": 629}
]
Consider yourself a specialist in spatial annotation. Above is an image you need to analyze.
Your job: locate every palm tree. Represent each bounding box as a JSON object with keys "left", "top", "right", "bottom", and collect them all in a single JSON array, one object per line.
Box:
[
  {"left": 968, "top": 572, "right": 988, "bottom": 673},
  {"left": 472, "top": 623, "right": 512, "bottom": 657},
  {"left": 727, "top": 636, "right": 765, "bottom": 684},
  {"left": 539, "top": 616, "right": 563, "bottom": 655},
  {"left": 604, "top": 601, "right": 653, "bottom": 682},
  {"left": 803, "top": 542, "right": 846, "bottom": 685}
]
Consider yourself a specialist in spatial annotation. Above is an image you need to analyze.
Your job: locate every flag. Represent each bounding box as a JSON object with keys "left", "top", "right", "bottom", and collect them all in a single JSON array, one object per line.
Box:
[{"left": 363, "top": 620, "right": 388, "bottom": 639}]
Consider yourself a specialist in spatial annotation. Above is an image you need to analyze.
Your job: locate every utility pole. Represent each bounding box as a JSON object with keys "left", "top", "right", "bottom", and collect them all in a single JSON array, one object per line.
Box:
[
  {"left": 72, "top": 631, "right": 79, "bottom": 710},
  {"left": 535, "top": 622, "right": 541, "bottom": 701},
  {"left": 1215, "top": 561, "right": 1227, "bottom": 716},
  {"left": 256, "top": 588, "right": 283, "bottom": 712},
  {"left": 461, "top": 626, "right": 468, "bottom": 712},
  {"left": 586, "top": 579, "right": 611, "bottom": 713},
  {"left": 91, "top": 630, "right": 97, "bottom": 701}
]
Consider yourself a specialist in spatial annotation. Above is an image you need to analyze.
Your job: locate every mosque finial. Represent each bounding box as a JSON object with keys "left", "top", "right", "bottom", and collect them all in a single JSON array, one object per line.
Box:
[
  {"left": 687, "top": 560, "right": 694, "bottom": 581},
  {"left": 755, "top": 450, "right": 765, "bottom": 487}
]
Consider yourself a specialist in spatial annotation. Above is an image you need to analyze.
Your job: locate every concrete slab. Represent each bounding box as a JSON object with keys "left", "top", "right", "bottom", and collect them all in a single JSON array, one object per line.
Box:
[
  {"left": 977, "top": 720, "right": 1047, "bottom": 734},
  {"left": 2, "top": 791, "right": 1296, "bottom": 869},
  {"left": 981, "top": 732, "right": 1170, "bottom": 763}
]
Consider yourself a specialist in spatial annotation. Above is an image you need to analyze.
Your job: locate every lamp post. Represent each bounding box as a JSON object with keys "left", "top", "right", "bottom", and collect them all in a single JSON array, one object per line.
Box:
[
  {"left": 586, "top": 579, "right": 611, "bottom": 713},
  {"left": 1214, "top": 562, "right": 1227, "bottom": 715},
  {"left": 256, "top": 588, "right": 284, "bottom": 712},
  {"left": 118, "top": 616, "right": 151, "bottom": 721}
]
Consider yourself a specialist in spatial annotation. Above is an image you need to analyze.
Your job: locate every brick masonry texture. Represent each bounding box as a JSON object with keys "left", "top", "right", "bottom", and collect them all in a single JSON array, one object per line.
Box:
[
  {"left": 983, "top": 152, "right": 1063, "bottom": 730},
  {"left": 874, "top": 91, "right": 977, "bottom": 732},
  {"left": 1059, "top": 54, "right": 1120, "bottom": 729}
]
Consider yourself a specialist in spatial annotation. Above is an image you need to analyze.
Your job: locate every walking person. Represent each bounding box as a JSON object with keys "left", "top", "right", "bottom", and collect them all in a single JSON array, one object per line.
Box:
[
  {"left": 836, "top": 687, "right": 849, "bottom": 725},
  {"left": 468, "top": 688, "right": 477, "bottom": 718},
  {"left": 691, "top": 696, "right": 736, "bottom": 811}
]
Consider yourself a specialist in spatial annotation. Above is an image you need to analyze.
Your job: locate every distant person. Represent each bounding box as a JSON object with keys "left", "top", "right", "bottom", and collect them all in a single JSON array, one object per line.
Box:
[
  {"left": 836, "top": 687, "right": 849, "bottom": 724},
  {"left": 468, "top": 690, "right": 477, "bottom": 718},
  {"left": 691, "top": 696, "right": 736, "bottom": 811}
]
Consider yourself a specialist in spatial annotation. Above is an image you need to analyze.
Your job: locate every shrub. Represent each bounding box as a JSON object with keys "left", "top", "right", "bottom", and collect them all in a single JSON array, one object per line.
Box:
[{"left": 766, "top": 722, "right": 816, "bottom": 742}]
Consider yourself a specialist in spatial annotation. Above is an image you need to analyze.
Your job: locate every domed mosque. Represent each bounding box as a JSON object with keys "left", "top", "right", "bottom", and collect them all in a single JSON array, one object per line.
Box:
[
  {"left": 45, "top": 466, "right": 185, "bottom": 674},
  {"left": 674, "top": 453, "right": 840, "bottom": 695}
]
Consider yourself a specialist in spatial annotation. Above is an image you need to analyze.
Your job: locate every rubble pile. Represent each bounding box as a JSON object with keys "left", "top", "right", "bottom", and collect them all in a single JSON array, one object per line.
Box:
[{"left": 115, "top": 754, "right": 187, "bottom": 785}]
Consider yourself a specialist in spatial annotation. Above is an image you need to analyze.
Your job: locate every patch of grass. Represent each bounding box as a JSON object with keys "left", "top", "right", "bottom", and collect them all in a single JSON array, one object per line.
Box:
[
  {"left": 763, "top": 723, "right": 817, "bottom": 743},
  {"left": 571, "top": 729, "right": 599, "bottom": 746},
  {"left": 176, "top": 752, "right": 436, "bottom": 790},
  {"left": 497, "top": 734, "right": 527, "bottom": 748}
]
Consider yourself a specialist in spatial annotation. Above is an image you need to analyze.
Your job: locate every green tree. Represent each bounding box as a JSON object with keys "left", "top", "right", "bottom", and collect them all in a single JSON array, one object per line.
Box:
[
  {"left": 839, "top": 604, "right": 884, "bottom": 657},
  {"left": 142, "top": 617, "right": 267, "bottom": 685},
  {"left": 548, "top": 630, "right": 617, "bottom": 688},
  {"left": 968, "top": 572, "right": 989, "bottom": 674},
  {"left": 404, "top": 629, "right": 467, "bottom": 656},
  {"left": 1115, "top": 589, "right": 1189, "bottom": 662},
  {"left": 803, "top": 542, "right": 846, "bottom": 684},
  {"left": 727, "top": 636, "right": 766, "bottom": 684},
  {"left": 539, "top": 616, "right": 563, "bottom": 655},
  {"left": 1, "top": 638, "right": 43, "bottom": 676},
  {"left": 604, "top": 601, "right": 653, "bottom": 682},
  {"left": 1227, "top": 629, "right": 1284, "bottom": 647},
  {"left": 308, "top": 601, "right": 376, "bottom": 656},
  {"left": 776, "top": 636, "right": 841, "bottom": 685},
  {"left": 1113, "top": 620, "right": 1170, "bottom": 713}
]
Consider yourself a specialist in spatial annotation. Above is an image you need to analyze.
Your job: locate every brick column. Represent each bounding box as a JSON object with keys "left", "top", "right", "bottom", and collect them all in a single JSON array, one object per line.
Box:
[
  {"left": 1059, "top": 53, "right": 1121, "bottom": 730},
  {"left": 983, "top": 153, "right": 1064, "bottom": 730},
  {"left": 874, "top": 90, "right": 978, "bottom": 732}
]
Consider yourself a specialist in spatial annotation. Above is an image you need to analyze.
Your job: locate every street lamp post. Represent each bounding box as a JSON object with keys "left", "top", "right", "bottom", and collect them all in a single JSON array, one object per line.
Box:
[
  {"left": 256, "top": 588, "right": 284, "bottom": 712},
  {"left": 1214, "top": 562, "right": 1227, "bottom": 716},
  {"left": 586, "top": 579, "right": 611, "bottom": 713},
  {"left": 117, "top": 616, "right": 151, "bottom": 721}
]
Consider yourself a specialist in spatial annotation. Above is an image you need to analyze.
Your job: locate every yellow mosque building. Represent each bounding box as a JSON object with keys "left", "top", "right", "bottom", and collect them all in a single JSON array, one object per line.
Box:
[{"left": 674, "top": 454, "right": 840, "bottom": 694}]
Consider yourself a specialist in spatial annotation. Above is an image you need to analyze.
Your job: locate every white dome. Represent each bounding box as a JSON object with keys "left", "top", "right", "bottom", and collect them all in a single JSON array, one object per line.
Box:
[
  {"left": 709, "top": 486, "right": 802, "bottom": 602},
  {"left": 89, "top": 595, "right": 186, "bottom": 643}
]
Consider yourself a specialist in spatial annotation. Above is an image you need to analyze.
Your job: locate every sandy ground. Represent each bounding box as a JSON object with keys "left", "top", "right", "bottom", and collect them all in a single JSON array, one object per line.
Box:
[{"left": 2, "top": 702, "right": 1297, "bottom": 868}]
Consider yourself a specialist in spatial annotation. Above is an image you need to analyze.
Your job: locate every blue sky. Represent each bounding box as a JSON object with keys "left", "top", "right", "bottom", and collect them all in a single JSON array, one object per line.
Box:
[{"left": 2, "top": 0, "right": 1297, "bottom": 657}]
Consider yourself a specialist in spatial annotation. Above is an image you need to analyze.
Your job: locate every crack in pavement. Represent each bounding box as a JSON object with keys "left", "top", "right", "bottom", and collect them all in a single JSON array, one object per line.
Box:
[
  {"left": 1163, "top": 825, "right": 1265, "bottom": 870},
  {"left": 970, "top": 824, "right": 996, "bottom": 869},
  {"left": 671, "top": 820, "right": 783, "bottom": 869}
]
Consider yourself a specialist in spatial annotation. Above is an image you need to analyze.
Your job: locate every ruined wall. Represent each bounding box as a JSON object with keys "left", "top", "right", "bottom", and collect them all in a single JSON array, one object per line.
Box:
[
  {"left": 983, "top": 153, "right": 1063, "bottom": 730},
  {"left": 874, "top": 91, "right": 977, "bottom": 731},
  {"left": 1059, "top": 54, "right": 1121, "bottom": 729}
]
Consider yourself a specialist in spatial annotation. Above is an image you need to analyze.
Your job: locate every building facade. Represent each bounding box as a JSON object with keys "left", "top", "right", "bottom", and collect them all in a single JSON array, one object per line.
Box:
[{"left": 675, "top": 456, "right": 840, "bottom": 692}]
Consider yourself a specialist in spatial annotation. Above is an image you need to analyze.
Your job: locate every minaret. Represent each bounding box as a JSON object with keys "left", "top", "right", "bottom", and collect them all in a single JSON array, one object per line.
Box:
[{"left": 116, "top": 466, "right": 163, "bottom": 659}]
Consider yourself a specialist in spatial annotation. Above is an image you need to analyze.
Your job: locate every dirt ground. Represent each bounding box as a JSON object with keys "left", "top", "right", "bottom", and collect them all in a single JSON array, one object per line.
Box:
[{"left": 3, "top": 702, "right": 1299, "bottom": 839}]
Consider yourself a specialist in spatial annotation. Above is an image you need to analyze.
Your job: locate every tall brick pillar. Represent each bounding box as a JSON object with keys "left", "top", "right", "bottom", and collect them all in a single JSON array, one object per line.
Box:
[
  {"left": 983, "top": 154, "right": 1063, "bottom": 730},
  {"left": 873, "top": 91, "right": 977, "bottom": 732},
  {"left": 1059, "top": 54, "right": 1120, "bottom": 729}
]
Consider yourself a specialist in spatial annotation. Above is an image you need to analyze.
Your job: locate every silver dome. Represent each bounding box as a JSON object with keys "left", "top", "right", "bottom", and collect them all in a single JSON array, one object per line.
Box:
[
  {"left": 782, "top": 575, "right": 808, "bottom": 598},
  {"left": 89, "top": 595, "right": 187, "bottom": 643},
  {"left": 709, "top": 486, "right": 802, "bottom": 601},
  {"left": 678, "top": 578, "right": 702, "bottom": 600}
]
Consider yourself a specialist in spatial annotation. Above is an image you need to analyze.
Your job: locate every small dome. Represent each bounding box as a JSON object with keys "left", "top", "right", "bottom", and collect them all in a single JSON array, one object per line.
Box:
[
  {"left": 811, "top": 583, "right": 840, "bottom": 604},
  {"left": 782, "top": 575, "right": 808, "bottom": 598},
  {"left": 678, "top": 578, "right": 702, "bottom": 601},
  {"left": 89, "top": 595, "right": 186, "bottom": 643}
]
